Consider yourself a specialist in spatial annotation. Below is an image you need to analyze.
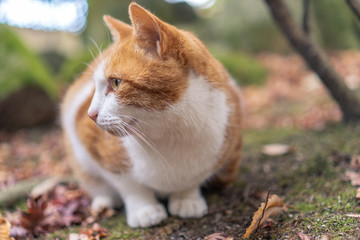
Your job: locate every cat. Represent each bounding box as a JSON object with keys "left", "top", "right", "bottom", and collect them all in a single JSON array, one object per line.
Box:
[{"left": 61, "top": 2, "right": 242, "bottom": 228}]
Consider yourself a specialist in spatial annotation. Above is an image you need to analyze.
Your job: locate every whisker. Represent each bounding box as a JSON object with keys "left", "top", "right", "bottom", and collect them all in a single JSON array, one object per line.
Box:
[
  {"left": 100, "top": 116, "right": 174, "bottom": 188},
  {"left": 82, "top": 62, "right": 95, "bottom": 71},
  {"left": 122, "top": 121, "right": 174, "bottom": 187},
  {"left": 88, "top": 47, "right": 96, "bottom": 62},
  {"left": 90, "top": 37, "right": 103, "bottom": 58}
]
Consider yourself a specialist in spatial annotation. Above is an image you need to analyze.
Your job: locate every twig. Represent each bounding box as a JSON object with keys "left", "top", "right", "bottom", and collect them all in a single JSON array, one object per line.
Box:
[
  {"left": 0, "top": 176, "right": 74, "bottom": 207},
  {"left": 255, "top": 187, "right": 271, "bottom": 233},
  {"left": 0, "top": 177, "right": 46, "bottom": 207}
]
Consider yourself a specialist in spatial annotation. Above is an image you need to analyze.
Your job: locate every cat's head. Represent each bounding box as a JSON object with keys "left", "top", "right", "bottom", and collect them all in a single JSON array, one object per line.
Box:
[{"left": 87, "top": 3, "right": 215, "bottom": 136}]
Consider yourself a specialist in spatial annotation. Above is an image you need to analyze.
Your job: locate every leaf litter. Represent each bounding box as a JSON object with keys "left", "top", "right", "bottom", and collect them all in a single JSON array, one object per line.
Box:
[{"left": 4, "top": 182, "right": 111, "bottom": 239}]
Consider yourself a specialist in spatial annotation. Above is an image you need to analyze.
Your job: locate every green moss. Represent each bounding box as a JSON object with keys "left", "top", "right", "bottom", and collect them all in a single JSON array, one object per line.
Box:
[
  {"left": 244, "top": 127, "right": 300, "bottom": 147},
  {"left": 300, "top": 214, "right": 359, "bottom": 237},
  {"left": 49, "top": 214, "right": 146, "bottom": 239},
  {"left": 295, "top": 202, "right": 316, "bottom": 213}
]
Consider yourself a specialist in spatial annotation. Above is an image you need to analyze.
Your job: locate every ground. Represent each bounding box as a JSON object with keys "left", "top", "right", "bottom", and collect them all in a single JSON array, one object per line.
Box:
[{"left": 1, "top": 52, "right": 360, "bottom": 239}]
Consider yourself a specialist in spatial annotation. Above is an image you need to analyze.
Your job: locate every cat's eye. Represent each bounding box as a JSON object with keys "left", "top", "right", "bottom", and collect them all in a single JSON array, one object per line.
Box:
[{"left": 109, "top": 78, "right": 121, "bottom": 91}]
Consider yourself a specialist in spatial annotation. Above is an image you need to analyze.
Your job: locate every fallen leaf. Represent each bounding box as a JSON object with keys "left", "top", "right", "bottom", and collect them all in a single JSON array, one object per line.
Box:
[
  {"left": 297, "top": 232, "right": 312, "bottom": 240},
  {"left": 356, "top": 188, "right": 360, "bottom": 200},
  {"left": 0, "top": 215, "right": 13, "bottom": 240},
  {"left": 319, "top": 234, "right": 331, "bottom": 240},
  {"left": 261, "top": 144, "right": 292, "bottom": 156},
  {"left": 350, "top": 155, "right": 360, "bottom": 170},
  {"left": 79, "top": 223, "right": 109, "bottom": 240},
  {"left": 345, "top": 171, "right": 360, "bottom": 186},
  {"left": 242, "top": 194, "right": 285, "bottom": 239},
  {"left": 205, "top": 232, "right": 234, "bottom": 240},
  {"left": 345, "top": 213, "right": 360, "bottom": 218}
]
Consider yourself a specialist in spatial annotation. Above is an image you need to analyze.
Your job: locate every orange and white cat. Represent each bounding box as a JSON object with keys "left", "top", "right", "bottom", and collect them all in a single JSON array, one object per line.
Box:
[{"left": 62, "top": 2, "right": 242, "bottom": 228}]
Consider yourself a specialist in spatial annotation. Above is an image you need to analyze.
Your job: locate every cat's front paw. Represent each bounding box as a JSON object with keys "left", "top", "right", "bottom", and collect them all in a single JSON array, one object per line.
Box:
[
  {"left": 169, "top": 196, "right": 208, "bottom": 218},
  {"left": 91, "top": 195, "right": 114, "bottom": 213},
  {"left": 127, "top": 204, "right": 167, "bottom": 228}
]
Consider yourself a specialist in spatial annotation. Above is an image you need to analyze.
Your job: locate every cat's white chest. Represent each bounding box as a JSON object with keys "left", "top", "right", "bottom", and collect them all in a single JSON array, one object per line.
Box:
[
  {"left": 123, "top": 74, "right": 229, "bottom": 193},
  {"left": 123, "top": 136, "right": 220, "bottom": 192}
]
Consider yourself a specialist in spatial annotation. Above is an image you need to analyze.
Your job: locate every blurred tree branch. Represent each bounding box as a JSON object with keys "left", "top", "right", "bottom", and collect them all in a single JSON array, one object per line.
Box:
[
  {"left": 346, "top": 0, "right": 360, "bottom": 20},
  {"left": 263, "top": 0, "right": 360, "bottom": 121},
  {"left": 302, "top": 0, "right": 310, "bottom": 35}
]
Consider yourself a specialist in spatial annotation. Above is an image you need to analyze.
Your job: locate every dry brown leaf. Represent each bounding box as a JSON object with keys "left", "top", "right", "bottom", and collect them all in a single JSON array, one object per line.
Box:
[
  {"left": 297, "top": 232, "right": 312, "bottom": 240},
  {"left": 350, "top": 155, "right": 360, "bottom": 170},
  {"left": 261, "top": 144, "right": 291, "bottom": 156},
  {"left": 79, "top": 223, "right": 109, "bottom": 240},
  {"left": 242, "top": 194, "right": 285, "bottom": 239},
  {"left": 356, "top": 188, "right": 360, "bottom": 200},
  {"left": 345, "top": 171, "right": 360, "bottom": 186},
  {"left": 205, "top": 232, "right": 234, "bottom": 240},
  {"left": 0, "top": 215, "right": 13, "bottom": 240}
]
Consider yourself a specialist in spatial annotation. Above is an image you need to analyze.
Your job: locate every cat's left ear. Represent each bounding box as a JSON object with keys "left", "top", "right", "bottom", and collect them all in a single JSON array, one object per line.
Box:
[
  {"left": 103, "top": 15, "right": 132, "bottom": 42},
  {"left": 129, "top": 3, "right": 168, "bottom": 58}
]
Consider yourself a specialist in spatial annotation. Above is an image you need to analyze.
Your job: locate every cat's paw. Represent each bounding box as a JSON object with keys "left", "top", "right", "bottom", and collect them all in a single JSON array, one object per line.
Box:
[
  {"left": 169, "top": 196, "right": 208, "bottom": 218},
  {"left": 91, "top": 195, "right": 113, "bottom": 213},
  {"left": 127, "top": 204, "right": 167, "bottom": 228}
]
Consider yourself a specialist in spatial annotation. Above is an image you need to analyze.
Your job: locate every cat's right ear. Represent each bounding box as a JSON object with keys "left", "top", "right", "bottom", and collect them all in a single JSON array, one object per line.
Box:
[{"left": 103, "top": 15, "right": 132, "bottom": 42}]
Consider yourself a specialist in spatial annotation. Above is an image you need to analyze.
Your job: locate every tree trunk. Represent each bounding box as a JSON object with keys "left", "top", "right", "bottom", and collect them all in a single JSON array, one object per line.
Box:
[
  {"left": 346, "top": 0, "right": 360, "bottom": 21},
  {"left": 302, "top": 0, "right": 310, "bottom": 35},
  {"left": 264, "top": 0, "right": 360, "bottom": 121}
]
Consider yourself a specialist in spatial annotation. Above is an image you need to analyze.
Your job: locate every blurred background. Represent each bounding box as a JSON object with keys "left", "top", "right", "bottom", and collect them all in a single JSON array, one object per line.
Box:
[{"left": 1, "top": 0, "right": 360, "bottom": 130}]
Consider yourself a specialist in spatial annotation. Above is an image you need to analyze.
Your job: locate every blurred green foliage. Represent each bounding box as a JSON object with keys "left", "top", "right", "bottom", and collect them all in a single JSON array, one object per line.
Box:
[
  {"left": 213, "top": 51, "right": 266, "bottom": 86},
  {"left": 59, "top": 50, "right": 93, "bottom": 83},
  {"left": 0, "top": 26, "right": 57, "bottom": 99},
  {"left": 312, "top": 0, "right": 360, "bottom": 49}
]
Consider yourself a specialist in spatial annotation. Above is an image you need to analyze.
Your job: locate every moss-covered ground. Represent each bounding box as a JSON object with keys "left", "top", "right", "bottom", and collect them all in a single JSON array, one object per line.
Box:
[{"left": 42, "top": 124, "right": 360, "bottom": 239}]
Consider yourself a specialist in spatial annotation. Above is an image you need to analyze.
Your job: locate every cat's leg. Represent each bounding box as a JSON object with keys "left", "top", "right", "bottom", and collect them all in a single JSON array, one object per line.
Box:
[
  {"left": 113, "top": 177, "right": 167, "bottom": 228},
  {"left": 75, "top": 169, "right": 122, "bottom": 212},
  {"left": 168, "top": 186, "right": 207, "bottom": 218}
]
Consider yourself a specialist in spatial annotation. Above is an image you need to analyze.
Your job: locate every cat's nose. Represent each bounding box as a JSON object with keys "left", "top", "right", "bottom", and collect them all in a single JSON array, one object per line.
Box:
[{"left": 88, "top": 112, "right": 98, "bottom": 121}]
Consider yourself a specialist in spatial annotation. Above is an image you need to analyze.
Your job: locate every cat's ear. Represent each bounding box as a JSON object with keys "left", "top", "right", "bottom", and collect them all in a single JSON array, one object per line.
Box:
[
  {"left": 103, "top": 15, "right": 132, "bottom": 42},
  {"left": 129, "top": 2, "right": 167, "bottom": 58}
]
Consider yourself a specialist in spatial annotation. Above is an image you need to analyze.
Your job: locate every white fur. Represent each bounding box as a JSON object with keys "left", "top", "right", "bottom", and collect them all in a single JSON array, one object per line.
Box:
[
  {"left": 169, "top": 187, "right": 207, "bottom": 218},
  {"left": 88, "top": 61, "right": 107, "bottom": 117},
  {"left": 91, "top": 195, "right": 114, "bottom": 212},
  {"left": 63, "top": 62, "right": 230, "bottom": 227}
]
